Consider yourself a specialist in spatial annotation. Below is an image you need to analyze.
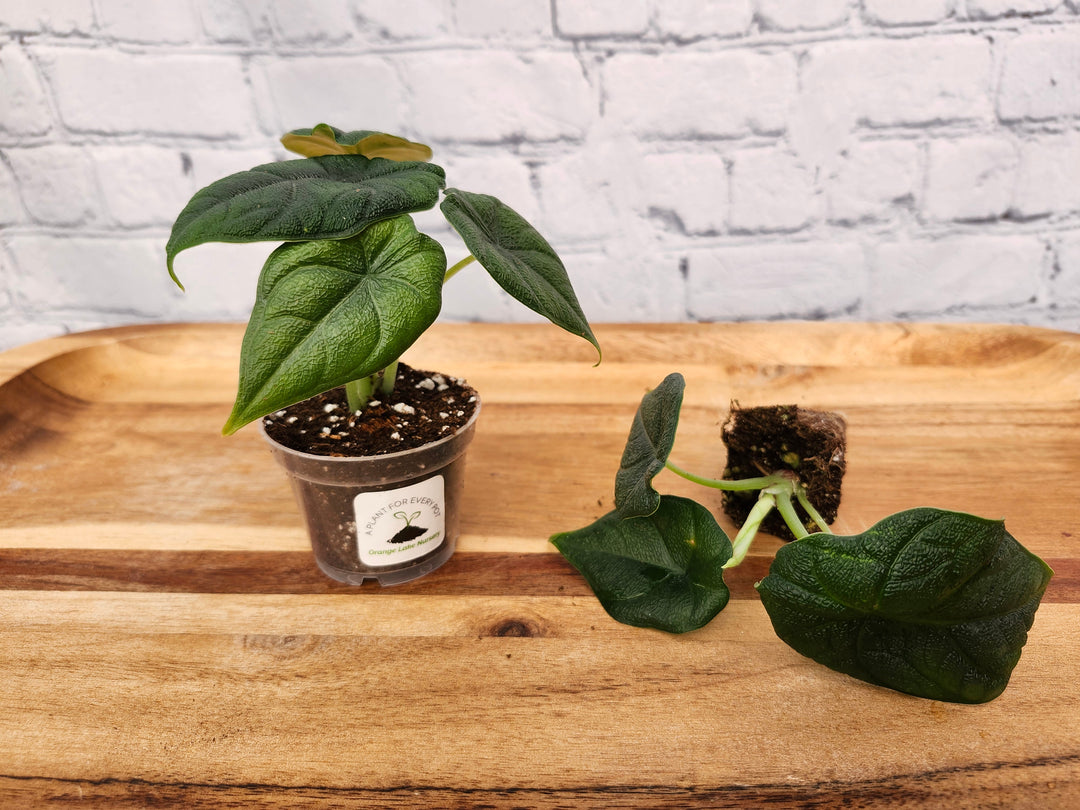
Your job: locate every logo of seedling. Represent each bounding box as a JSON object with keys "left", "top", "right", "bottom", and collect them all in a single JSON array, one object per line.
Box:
[
  {"left": 353, "top": 479, "right": 445, "bottom": 564},
  {"left": 389, "top": 510, "right": 428, "bottom": 544}
]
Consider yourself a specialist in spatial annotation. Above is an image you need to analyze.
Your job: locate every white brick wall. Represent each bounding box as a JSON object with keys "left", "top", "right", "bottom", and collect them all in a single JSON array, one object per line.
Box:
[
  {"left": 998, "top": 29, "right": 1080, "bottom": 121},
  {"left": 1, "top": 0, "right": 1079, "bottom": 352},
  {"left": 923, "top": 136, "right": 1019, "bottom": 221},
  {"left": 862, "top": 0, "right": 957, "bottom": 27},
  {"left": 604, "top": 51, "right": 797, "bottom": 137},
  {"left": 756, "top": 0, "right": 851, "bottom": 32}
]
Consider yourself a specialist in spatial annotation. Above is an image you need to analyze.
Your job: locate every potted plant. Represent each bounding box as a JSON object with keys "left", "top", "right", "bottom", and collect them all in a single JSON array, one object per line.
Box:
[{"left": 166, "top": 124, "right": 600, "bottom": 585}]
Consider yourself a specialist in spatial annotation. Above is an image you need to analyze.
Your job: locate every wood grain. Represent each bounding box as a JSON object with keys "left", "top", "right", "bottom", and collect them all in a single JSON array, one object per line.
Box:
[
  {"left": 1, "top": 321, "right": 1078, "bottom": 808},
  {"left": 0, "top": 549, "right": 1077, "bottom": 604}
]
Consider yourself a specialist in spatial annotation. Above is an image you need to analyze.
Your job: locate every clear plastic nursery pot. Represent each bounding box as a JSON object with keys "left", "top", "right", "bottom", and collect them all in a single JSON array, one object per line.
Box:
[{"left": 259, "top": 400, "right": 480, "bottom": 586}]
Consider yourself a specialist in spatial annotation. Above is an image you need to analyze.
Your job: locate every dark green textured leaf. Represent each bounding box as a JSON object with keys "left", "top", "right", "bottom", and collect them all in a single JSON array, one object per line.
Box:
[
  {"left": 439, "top": 188, "right": 600, "bottom": 359},
  {"left": 756, "top": 508, "right": 1053, "bottom": 703},
  {"left": 222, "top": 216, "right": 446, "bottom": 434},
  {"left": 614, "top": 373, "right": 685, "bottom": 519},
  {"left": 166, "top": 155, "right": 445, "bottom": 286},
  {"left": 551, "top": 495, "right": 732, "bottom": 633}
]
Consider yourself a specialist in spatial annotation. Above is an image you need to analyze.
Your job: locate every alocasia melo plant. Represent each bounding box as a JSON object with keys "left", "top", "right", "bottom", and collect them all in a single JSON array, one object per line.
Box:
[
  {"left": 166, "top": 124, "right": 599, "bottom": 435},
  {"left": 551, "top": 373, "right": 1053, "bottom": 704}
]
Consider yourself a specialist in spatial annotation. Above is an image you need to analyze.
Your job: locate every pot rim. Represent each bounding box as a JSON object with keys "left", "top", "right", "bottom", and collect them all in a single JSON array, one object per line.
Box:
[{"left": 256, "top": 390, "right": 482, "bottom": 465}]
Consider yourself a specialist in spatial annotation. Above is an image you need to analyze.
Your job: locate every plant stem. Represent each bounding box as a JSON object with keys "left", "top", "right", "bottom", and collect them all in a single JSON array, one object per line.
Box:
[
  {"left": 723, "top": 491, "right": 776, "bottom": 569},
  {"left": 774, "top": 488, "right": 810, "bottom": 541},
  {"left": 444, "top": 254, "right": 476, "bottom": 283},
  {"left": 346, "top": 362, "right": 401, "bottom": 411},
  {"left": 346, "top": 376, "right": 375, "bottom": 413},
  {"left": 664, "top": 459, "right": 834, "bottom": 554},
  {"left": 796, "top": 488, "right": 834, "bottom": 535},
  {"left": 379, "top": 360, "right": 399, "bottom": 396},
  {"left": 665, "top": 461, "right": 781, "bottom": 492}
]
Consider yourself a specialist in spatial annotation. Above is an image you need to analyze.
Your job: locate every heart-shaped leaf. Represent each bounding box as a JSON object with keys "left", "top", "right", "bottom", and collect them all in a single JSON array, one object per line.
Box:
[
  {"left": 756, "top": 508, "right": 1053, "bottom": 703},
  {"left": 222, "top": 216, "right": 446, "bottom": 434},
  {"left": 440, "top": 188, "right": 600, "bottom": 360},
  {"left": 614, "top": 373, "right": 685, "bottom": 519},
  {"left": 551, "top": 495, "right": 732, "bottom": 633},
  {"left": 281, "top": 124, "right": 434, "bottom": 161},
  {"left": 166, "top": 155, "right": 445, "bottom": 286}
]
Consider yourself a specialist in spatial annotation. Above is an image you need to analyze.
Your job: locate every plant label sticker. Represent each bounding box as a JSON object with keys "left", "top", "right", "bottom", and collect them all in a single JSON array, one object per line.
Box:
[{"left": 353, "top": 476, "right": 445, "bottom": 566}]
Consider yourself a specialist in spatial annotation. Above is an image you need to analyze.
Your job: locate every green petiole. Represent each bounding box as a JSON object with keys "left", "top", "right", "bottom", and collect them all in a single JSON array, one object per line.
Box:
[
  {"left": 345, "top": 376, "right": 375, "bottom": 413},
  {"left": 773, "top": 487, "right": 810, "bottom": 541},
  {"left": 379, "top": 360, "right": 399, "bottom": 396},
  {"left": 665, "top": 461, "right": 782, "bottom": 492},
  {"left": 346, "top": 363, "right": 399, "bottom": 412},
  {"left": 666, "top": 461, "right": 832, "bottom": 568},
  {"left": 724, "top": 490, "right": 776, "bottom": 569},
  {"left": 443, "top": 253, "right": 476, "bottom": 283},
  {"left": 797, "top": 487, "right": 833, "bottom": 535}
]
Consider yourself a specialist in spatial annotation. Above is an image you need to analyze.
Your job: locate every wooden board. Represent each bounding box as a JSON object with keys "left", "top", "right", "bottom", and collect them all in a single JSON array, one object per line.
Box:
[{"left": 0, "top": 321, "right": 1078, "bottom": 808}]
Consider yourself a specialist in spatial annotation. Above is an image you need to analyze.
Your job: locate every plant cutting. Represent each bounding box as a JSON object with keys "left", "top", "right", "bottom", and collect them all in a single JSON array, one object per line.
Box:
[
  {"left": 551, "top": 373, "right": 1053, "bottom": 704},
  {"left": 166, "top": 124, "right": 599, "bottom": 585}
]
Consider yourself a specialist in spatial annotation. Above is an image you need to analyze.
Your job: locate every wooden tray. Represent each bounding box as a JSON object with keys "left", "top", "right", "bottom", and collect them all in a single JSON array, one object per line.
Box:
[{"left": 1, "top": 321, "right": 1078, "bottom": 807}]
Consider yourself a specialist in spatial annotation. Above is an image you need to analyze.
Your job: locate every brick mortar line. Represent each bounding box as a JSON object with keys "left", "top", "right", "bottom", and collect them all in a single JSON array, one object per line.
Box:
[{"left": 8, "top": 15, "right": 1080, "bottom": 54}]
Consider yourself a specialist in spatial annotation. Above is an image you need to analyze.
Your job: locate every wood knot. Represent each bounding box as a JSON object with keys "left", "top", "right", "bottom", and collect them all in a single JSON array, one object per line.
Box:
[
  {"left": 241, "top": 634, "right": 321, "bottom": 657},
  {"left": 480, "top": 617, "right": 546, "bottom": 638}
]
